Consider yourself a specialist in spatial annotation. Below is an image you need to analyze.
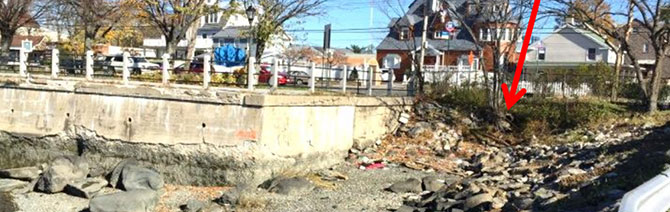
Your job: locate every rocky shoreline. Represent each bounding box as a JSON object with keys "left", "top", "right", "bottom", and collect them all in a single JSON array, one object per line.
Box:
[{"left": 1, "top": 102, "right": 669, "bottom": 211}]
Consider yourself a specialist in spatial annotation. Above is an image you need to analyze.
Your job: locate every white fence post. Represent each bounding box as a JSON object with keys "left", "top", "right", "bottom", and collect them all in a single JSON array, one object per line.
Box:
[
  {"left": 51, "top": 49, "right": 59, "bottom": 78},
  {"left": 366, "top": 62, "right": 372, "bottom": 96},
  {"left": 162, "top": 54, "right": 170, "bottom": 85},
  {"left": 272, "top": 58, "right": 278, "bottom": 89},
  {"left": 18, "top": 48, "right": 27, "bottom": 77},
  {"left": 388, "top": 68, "right": 394, "bottom": 96},
  {"left": 203, "top": 53, "right": 211, "bottom": 88},
  {"left": 85, "top": 50, "right": 93, "bottom": 80},
  {"left": 309, "top": 62, "right": 316, "bottom": 93},
  {"left": 248, "top": 57, "right": 255, "bottom": 91},
  {"left": 341, "top": 65, "right": 348, "bottom": 93},
  {"left": 122, "top": 52, "right": 130, "bottom": 85}
]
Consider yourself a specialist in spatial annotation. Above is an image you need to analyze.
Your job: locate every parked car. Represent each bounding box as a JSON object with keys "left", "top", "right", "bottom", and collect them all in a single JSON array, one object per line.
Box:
[
  {"left": 287, "top": 71, "right": 310, "bottom": 85},
  {"left": 258, "top": 66, "right": 291, "bottom": 86},
  {"left": 173, "top": 62, "right": 214, "bottom": 74},
  {"left": 60, "top": 58, "right": 85, "bottom": 75},
  {"left": 101, "top": 55, "right": 160, "bottom": 75}
]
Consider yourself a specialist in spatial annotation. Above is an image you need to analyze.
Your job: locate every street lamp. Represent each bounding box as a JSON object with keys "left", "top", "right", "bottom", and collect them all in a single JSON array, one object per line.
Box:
[
  {"left": 245, "top": 5, "right": 256, "bottom": 90},
  {"left": 245, "top": 5, "right": 256, "bottom": 57},
  {"left": 245, "top": 6, "right": 256, "bottom": 24}
]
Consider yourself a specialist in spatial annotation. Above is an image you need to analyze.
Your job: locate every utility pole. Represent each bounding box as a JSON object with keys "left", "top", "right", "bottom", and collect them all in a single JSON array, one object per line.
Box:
[{"left": 417, "top": 0, "right": 430, "bottom": 94}]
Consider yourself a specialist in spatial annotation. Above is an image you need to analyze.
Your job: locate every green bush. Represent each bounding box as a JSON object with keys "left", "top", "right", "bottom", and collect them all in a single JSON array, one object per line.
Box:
[
  {"left": 513, "top": 98, "right": 623, "bottom": 132},
  {"left": 435, "top": 87, "right": 489, "bottom": 115},
  {"left": 172, "top": 73, "right": 203, "bottom": 84}
]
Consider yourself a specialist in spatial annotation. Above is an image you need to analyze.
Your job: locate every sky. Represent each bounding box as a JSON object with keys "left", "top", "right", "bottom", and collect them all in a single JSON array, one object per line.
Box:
[
  {"left": 288, "top": 0, "right": 400, "bottom": 49},
  {"left": 288, "top": 0, "right": 562, "bottom": 49},
  {"left": 285, "top": 0, "right": 655, "bottom": 50}
]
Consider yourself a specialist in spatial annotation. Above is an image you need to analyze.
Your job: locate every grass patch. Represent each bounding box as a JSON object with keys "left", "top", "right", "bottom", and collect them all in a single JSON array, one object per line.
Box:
[{"left": 431, "top": 87, "right": 628, "bottom": 142}]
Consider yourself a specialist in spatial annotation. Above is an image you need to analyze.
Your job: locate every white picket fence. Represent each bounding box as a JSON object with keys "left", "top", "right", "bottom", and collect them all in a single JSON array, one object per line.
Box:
[{"left": 424, "top": 66, "right": 593, "bottom": 97}]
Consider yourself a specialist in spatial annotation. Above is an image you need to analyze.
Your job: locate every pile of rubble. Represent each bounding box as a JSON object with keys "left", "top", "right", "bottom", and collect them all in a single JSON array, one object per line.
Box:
[{"left": 347, "top": 101, "right": 667, "bottom": 212}]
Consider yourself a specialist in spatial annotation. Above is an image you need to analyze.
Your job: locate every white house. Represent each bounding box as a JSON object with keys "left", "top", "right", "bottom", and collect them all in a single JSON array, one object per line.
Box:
[
  {"left": 142, "top": 0, "right": 291, "bottom": 63},
  {"left": 524, "top": 24, "right": 616, "bottom": 69}
]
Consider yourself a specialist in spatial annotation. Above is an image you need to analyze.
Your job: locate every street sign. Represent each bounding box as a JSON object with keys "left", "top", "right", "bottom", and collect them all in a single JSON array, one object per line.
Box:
[
  {"left": 21, "top": 40, "right": 33, "bottom": 53},
  {"left": 323, "top": 24, "right": 331, "bottom": 50},
  {"left": 446, "top": 21, "right": 455, "bottom": 33}
]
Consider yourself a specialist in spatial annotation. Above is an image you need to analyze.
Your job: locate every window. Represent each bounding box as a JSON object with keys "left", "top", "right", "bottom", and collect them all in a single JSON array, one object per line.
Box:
[
  {"left": 479, "top": 28, "right": 491, "bottom": 41},
  {"left": 399, "top": 27, "right": 409, "bottom": 40},
  {"left": 504, "top": 28, "right": 511, "bottom": 41},
  {"left": 434, "top": 31, "right": 450, "bottom": 39},
  {"left": 538, "top": 48, "right": 546, "bottom": 60},
  {"left": 224, "top": 38, "right": 234, "bottom": 44},
  {"left": 643, "top": 44, "right": 648, "bottom": 53},
  {"left": 587, "top": 48, "right": 596, "bottom": 61},
  {"left": 207, "top": 13, "right": 217, "bottom": 24}
]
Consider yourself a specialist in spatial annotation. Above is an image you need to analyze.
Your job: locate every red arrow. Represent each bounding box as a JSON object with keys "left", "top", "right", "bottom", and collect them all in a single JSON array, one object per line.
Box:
[{"left": 501, "top": 0, "right": 542, "bottom": 110}]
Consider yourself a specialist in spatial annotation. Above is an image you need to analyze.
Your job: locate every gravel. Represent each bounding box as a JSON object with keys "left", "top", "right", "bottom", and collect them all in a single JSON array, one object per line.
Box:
[{"left": 263, "top": 165, "right": 453, "bottom": 212}]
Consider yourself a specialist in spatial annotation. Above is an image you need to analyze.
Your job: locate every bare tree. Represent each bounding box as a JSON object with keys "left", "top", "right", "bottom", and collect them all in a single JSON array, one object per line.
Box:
[
  {"left": 136, "top": 0, "right": 219, "bottom": 66},
  {"left": 243, "top": 0, "right": 326, "bottom": 60},
  {"left": 544, "top": 0, "right": 630, "bottom": 101},
  {"left": 442, "top": 0, "right": 532, "bottom": 111},
  {"left": 63, "top": 0, "right": 123, "bottom": 51},
  {"left": 376, "top": 0, "right": 426, "bottom": 94},
  {"left": 0, "top": 0, "right": 52, "bottom": 54},
  {"left": 546, "top": 0, "right": 670, "bottom": 112},
  {"left": 282, "top": 45, "right": 314, "bottom": 72}
]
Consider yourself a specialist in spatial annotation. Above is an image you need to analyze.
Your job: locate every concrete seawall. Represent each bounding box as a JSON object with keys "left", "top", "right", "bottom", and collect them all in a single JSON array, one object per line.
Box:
[{"left": 0, "top": 75, "right": 411, "bottom": 185}]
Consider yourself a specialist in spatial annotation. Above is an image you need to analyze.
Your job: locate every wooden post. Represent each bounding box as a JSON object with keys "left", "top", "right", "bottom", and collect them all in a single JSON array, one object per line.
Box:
[
  {"left": 341, "top": 65, "right": 348, "bottom": 93},
  {"left": 203, "top": 53, "right": 211, "bottom": 88},
  {"left": 162, "top": 54, "right": 170, "bottom": 85},
  {"left": 272, "top": 58, "right": 279, "bottom": 89},
  {"left": 51, "top": 49, "right": 59, "bottom": 78},
  {"left": 310, "top": 62, "right": 316, "bottom": 93},
  {"left": 85, "top": 50, "right": 94, "bottom": 80},
  {"left": 122, "top": 52, "right": 130, "bottom": 85},
  {"left": 248, "top": 57, "right": 255, "bottom": 91}
]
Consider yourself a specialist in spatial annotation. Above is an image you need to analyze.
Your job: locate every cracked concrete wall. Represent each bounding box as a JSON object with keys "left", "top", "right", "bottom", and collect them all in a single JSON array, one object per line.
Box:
[{"left": 0, "top": 77, "right": 411, "bottom": 185}]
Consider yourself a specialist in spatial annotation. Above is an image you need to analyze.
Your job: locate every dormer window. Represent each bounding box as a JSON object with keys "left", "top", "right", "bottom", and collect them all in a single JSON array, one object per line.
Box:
[
  {"left": 206, "top": 13, "right": 218, "bottom": 24},
  {"left": 643, "top": 43, "right": 649, "bottom": 53},
  {"left": 399, "top": 27, "right": 410, "bottom": 40}
]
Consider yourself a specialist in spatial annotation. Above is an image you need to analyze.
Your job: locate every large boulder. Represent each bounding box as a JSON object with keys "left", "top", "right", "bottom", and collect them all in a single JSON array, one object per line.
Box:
[
  {"left": 108, "top": 159, "right": 163, "bottom": 191},
  {"left": 422, "top": 176, "right": 445, "bottom": 192},
  {"left": 64, "top": 178, "right": 108, "bottom": 199},
  {"left": 0, "top": 166, "right": 41, "bottom": 181},
  {"left": 120, "top": 165, "right": 164, "bottom": 191},
  {"left": 35, "top": 156, "right": 89, "bottom": 193},
  {"left": 89, "top": 189, "right": 159, "bottom": 212}
]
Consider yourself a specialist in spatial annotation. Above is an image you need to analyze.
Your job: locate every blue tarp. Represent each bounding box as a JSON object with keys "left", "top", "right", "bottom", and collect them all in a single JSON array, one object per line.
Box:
[{"left": 214, "top": 45, "right": 246, "bottom": 67}]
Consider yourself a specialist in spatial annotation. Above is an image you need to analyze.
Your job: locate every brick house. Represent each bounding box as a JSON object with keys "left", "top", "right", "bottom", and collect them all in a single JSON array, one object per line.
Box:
[{"left": 376, "top": 0, "right": 520, "bottom": 81}]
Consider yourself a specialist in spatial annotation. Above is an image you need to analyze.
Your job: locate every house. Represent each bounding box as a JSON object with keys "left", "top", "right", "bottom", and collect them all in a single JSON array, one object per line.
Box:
[
  {"left": 196, "top": 11, "right": 291, "bottom": 63},
  {"left": 376, "top": 0, "right": 520, "bottom": 81},
  {"left": 624, "top": 20, "right": 670, "bottom": 80},
  {"left": 143, "top": 0, "right": 290, "bottom": 62},
  {"left": 524, "top": 24, "right": 617, "bottom": 70}
]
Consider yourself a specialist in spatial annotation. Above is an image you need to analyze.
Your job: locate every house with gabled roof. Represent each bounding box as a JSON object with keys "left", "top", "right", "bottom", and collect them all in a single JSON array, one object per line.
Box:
[
  {"left": 376, "top": 0, "right": 520, "bottom": 81},
  {"left": 524, "top": 24, "right": 617, "bottom": 70}
]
